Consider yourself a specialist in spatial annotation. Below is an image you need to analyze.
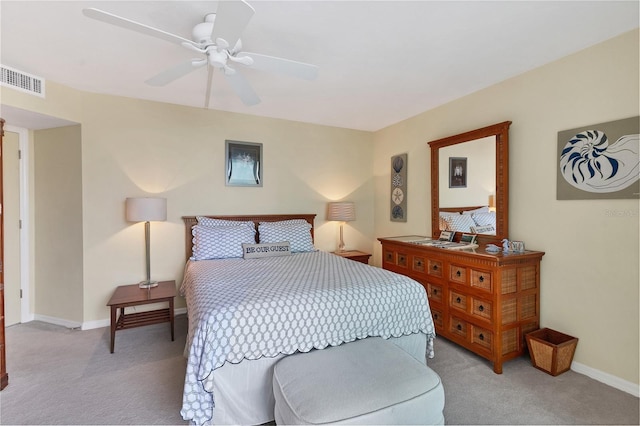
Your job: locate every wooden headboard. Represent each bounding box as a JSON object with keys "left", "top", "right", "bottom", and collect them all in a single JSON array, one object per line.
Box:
[
  {"left": 439, "top": 205, "right": 487, "bottom": 214},
  {"left": 182, "top": 214, "right": 316, "bottom": 260}
]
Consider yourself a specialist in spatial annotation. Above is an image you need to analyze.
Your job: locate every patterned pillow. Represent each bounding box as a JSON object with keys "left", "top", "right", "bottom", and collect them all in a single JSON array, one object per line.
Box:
[
  {"left": 439, "top": 213, "right": 458, "bottom": 231},
  {"left": 444, "top": 214, "right": 476, "bottom": 233},
  {"left": 472, "top": 212, "right": 496, "bottom": 228},
  {"left": 259, "top": 219, "right": 309, "bottom": 226},
  {"left": 192, "top": 225, "right": 257, "bottom": 260},
  {"left": 258, "top": 222, "right": 315, "bottom": 253},
  {"left": 196, "top": 216, "right": 255, "bottom": 229}
]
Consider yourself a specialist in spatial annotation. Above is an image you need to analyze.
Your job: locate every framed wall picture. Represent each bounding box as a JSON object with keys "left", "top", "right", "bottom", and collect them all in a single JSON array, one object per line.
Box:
[
  {"left": 449, "top": 157, "right": 467, "bottom": 188},
  {"left": 557, "top": 116, "right": 639, "bottom": 200},
  {"left": 225, "top": 140, "right": 263, "bottom": 187},
  {"left": 390, "top": 153, "right": 408, "bottom": 222}
]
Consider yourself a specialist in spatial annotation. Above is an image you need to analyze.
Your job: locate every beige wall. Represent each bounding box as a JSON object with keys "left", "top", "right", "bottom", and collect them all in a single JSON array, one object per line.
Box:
[
  {"left": 34, "top": 126, "right": 84, "bottom": 322},
  {"left": 78, "top": 94, "right": 374, "bottom": 323},
  {"left": 373, "top": 29, "right": 639, "bottom": 386}
]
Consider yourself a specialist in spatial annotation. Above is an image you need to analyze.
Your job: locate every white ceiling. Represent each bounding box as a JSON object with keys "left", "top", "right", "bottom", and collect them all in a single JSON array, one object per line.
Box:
[{"left": 1, "top": 1, "right": 638, "bottom": 132}]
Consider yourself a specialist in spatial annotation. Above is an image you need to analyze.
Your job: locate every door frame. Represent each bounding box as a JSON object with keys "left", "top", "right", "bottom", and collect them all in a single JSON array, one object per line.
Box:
[{"left": 5, "top": 125, "right": 31, "bottom": 323}]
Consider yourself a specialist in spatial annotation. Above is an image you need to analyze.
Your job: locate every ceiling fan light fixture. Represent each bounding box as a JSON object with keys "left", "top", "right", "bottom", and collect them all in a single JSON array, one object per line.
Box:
[{"left": 207, "top": 49, "right": 228, "bottom": 68}]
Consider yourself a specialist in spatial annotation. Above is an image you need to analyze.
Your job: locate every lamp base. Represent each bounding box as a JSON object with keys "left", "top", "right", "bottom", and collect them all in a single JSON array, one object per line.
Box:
[{"left": 138, "top": 280, "right": 158, "bottom": 289}]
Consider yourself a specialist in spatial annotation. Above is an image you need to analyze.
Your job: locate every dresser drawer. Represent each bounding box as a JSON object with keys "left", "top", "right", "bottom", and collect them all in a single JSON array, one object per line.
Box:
[
  {"left": 450, "top": 291, "right": 467, "bottom": 312},
  {"left": 450, "top": 265, "right": 466, "bottom": 284},
  {"left": 412, "top": 255, "right": 427, "bottom": 273},
  {"left": 450, "top": 316, "right": 468, "bottom": 339},
  {"left": 472, "top": 298, "right": 492, "bottom": 321},
  {"left": 427, "top": 283, "right": 443, "bottom": 303},
  {"left": 471, "top": 269, "right": 492, "bottom": 291},
  {"left": 471, "top": 325, "right": 493, "bottom": 351},
  {"left": 427, "top": 259, "right": 443, "bottom": 278},
  {"left": 431, "top": 307, "right": 444, "bottom": 328}
]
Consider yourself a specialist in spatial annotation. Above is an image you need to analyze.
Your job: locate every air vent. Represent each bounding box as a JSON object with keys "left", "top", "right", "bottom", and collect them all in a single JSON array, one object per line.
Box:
[{"left": 1, "top": 64, "right": 45, "bottom": 98}]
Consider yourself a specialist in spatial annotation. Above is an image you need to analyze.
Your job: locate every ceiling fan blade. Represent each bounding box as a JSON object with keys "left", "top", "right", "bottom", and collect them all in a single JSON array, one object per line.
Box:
[
  {"left": 237, "top": 52, "right": 319, "bottom": 81},
  {"left": 211, "top": 0, "right": 255, "bottom": 50},
  {"left": 146, "top": 59, "right": 205, "bottom": 86},
  {"left": 83, "top": 8, "right": 194, "bottom": 46},
  {"left": 224, "top": 71, "right": 261, "bottom": 106}
]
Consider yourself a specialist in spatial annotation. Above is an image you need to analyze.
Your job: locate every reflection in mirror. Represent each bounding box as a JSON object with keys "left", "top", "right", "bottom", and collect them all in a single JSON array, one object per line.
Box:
[
  {"left": 428, "top": 121, "right": 511, "bottom": 243},
  {"left": 439, "top": 136, "right": 496, "bottom": 209}
]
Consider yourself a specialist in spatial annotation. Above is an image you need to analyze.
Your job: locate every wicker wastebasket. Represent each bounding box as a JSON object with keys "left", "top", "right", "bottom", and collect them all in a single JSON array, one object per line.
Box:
[{"left": 525, "top": 328, "right": 578, "bottom": 376}]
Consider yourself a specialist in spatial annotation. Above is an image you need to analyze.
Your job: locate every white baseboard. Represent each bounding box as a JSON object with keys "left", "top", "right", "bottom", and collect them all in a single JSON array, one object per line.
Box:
[
  {"left": 34, "top": 307, "right": 188, "bottom": 331},
  {"left": 572, "top": 361, "right": 640, "bottom": 397},
  {"left": 34, "top": 314, "right": 82, "bottom": 329}
]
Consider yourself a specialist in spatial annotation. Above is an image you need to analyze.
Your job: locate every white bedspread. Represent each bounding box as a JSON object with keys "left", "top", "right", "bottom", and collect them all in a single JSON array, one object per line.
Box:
[{"left": 179, "top": 250, "right": 435, "bottom": 425}]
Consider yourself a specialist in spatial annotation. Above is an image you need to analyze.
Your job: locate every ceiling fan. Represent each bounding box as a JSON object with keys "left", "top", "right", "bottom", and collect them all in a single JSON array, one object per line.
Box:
[{"left": 82, "top": 0, "right": 318, "bottom": 107}]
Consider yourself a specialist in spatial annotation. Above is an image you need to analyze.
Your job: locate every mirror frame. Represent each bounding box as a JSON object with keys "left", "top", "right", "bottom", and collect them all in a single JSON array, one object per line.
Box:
[{"left": 428, "top": 121, "right": 511, "bottom": 243}]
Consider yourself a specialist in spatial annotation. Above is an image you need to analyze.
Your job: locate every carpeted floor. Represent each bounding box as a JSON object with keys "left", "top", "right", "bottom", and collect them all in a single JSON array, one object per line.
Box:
[
  {"left": 428, "top": 337, "right": 639, "bottom": 425},
  {"left": 1, "top": 315, "right": 638, "bottom": 425}
]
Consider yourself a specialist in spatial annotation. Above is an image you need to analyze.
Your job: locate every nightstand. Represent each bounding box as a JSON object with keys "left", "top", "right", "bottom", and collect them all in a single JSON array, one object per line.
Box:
[
  {"left": 333, "top": 250, "right": 371, "bottom": 264},
  {"left": 107, "top": 280, "right": 176, "bottom": 353}
]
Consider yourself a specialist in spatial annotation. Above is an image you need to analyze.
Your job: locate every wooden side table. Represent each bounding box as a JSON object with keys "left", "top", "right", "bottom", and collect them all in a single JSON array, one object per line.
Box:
[
  {"left": 106, "top": 280, "right": 176, "bottom": 353},
  {"left": 333, "top": 250, "right": 371, "bottom": 264}
]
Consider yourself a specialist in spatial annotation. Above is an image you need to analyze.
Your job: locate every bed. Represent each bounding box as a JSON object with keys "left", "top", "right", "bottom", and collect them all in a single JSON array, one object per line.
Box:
[
  {"left": 439, "top": 205, "right": 496, "bottom": 235},
  {"left": 179, "top": 214, "right": 436, "bottom": 425}
]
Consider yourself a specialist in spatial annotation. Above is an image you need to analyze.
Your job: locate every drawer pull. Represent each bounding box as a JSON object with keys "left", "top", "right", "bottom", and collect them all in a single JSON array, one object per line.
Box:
[
  {"left": 456, "top": 297, "right": 462, "bottom": 303},
  {"left": 456, "top": 270, "right": 461, "bottom": 277},
  {"left": 417, "top": 260, "right": 422, "bottom": 266},
  {"left": 479, "top": 333, "right": 485, "bottom": 341},
  {"left": 433, "top": 313, "right": 438, "bottom": 320},
  {"left": 479, "top": 275, "right": 485, "bottom": 282},
  {"left": 433, "top": 264, "right": 439, "bottom": 271},
  {"left": 479, "top": 305, "right": 484, "bottom": 312},
  {"left": 456, "top": 324, "right": 462, "bottom": 331},
  {"left": 433, "top": 289, "right": 438, "bottom": 295}
]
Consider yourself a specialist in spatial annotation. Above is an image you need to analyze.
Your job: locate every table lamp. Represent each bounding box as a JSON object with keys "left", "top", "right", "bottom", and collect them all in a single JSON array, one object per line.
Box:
[
  {"left": 327, "top": 201, "right": 356, "bottom": 252},
  {"left": 125, "top": 197, "right": 167, "bottom": 288}
]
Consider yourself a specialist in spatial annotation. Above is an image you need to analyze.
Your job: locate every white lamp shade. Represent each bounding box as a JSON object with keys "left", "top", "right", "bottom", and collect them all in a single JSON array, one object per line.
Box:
[
  {"left": 327, "top": 202, "right": 356, "bottom": 222},
  {"left": 125, "top": 197, "right": 167, "bottom": 222}
]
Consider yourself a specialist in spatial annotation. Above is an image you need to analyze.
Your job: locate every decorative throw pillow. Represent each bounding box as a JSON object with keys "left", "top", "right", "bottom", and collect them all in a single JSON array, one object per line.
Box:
[
  {"left": 471, "top": 225, "right": 496, "bottom": 235},
  {"left": 192, "top": 225, "right": 257, "bottom": 260},
  {"left": 242, "top": 242, "right": 292, "bottom": 259},
  {"left": 258, "top": 222, "right": 315, "bottom": 253}
]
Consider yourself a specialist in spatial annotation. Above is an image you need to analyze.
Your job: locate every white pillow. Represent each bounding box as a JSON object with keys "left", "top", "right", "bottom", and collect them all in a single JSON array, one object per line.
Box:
[
  {"left": 258, "top": 222, "right": 315, "bottom": 253},
  {"left": 444, "top": 214, "right": 476, "bottom": 233},
  {"left": 472, "top": 212, "right": 496, "bottom": 228},
  {"left": 196, "top": 216, "right": 255, "bottom": 229},
  {"left": 192, "top": 225, "right": 257, "bottom": 260}
]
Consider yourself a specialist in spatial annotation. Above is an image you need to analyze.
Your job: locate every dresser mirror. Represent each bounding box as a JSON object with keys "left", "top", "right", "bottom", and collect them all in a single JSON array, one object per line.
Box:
[{"left": 428, "top": 121, "right": 511, "bottom": 243}]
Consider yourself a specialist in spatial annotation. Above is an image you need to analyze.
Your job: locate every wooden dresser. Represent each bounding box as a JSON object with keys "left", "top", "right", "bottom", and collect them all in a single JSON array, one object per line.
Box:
[{"left": 379, "top": 236, "right": 544, "bottom": 374}]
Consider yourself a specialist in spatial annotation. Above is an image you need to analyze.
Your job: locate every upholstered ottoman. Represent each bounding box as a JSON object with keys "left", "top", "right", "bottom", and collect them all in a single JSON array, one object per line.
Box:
[{"left": 272, "top": 337, "right": 445, "bottom": 425}]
